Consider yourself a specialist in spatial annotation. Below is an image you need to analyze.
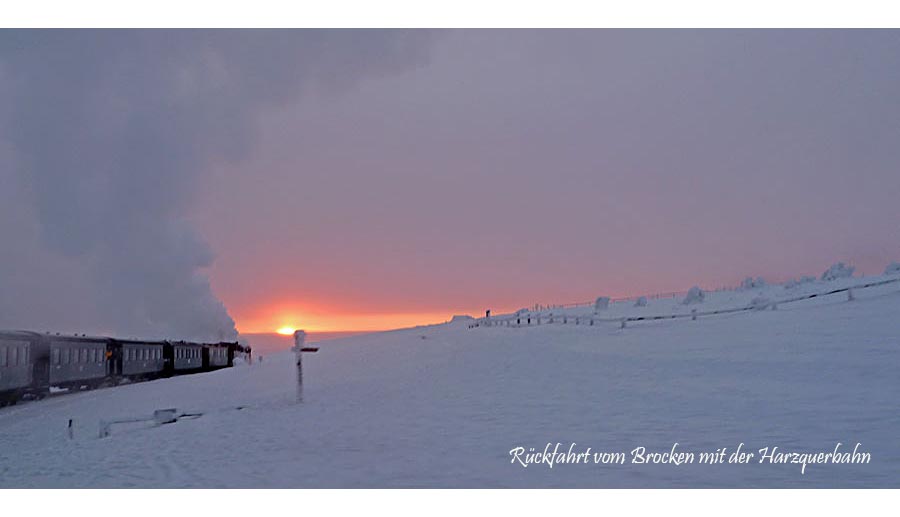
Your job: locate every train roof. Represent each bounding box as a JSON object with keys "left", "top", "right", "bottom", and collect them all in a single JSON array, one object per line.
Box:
[
  {"left": 0, "top": 329, "right": 43, "bottom": 339},
  {"left": 114, "top": 338, "right": 168, "bottom": 346},
  {"left": 44, "top": 333, "right": 113, "bottom": 343},
  {"left": 1, "top": 330, "right": 112, "bottom": 342},
  {"left": 168, "top": 341, "right": 205, "bottom": 347}
]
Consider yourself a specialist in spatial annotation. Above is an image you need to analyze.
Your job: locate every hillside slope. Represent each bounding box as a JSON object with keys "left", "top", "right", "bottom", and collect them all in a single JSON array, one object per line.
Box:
[{"left": 1, "top": 277, "right": 898, "bottom": 487}]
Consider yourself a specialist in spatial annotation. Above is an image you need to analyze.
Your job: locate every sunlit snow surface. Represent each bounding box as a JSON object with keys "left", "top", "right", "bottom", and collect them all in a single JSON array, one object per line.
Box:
[{"left": 1, "top": 278, "right": 899, "bottom": 487}]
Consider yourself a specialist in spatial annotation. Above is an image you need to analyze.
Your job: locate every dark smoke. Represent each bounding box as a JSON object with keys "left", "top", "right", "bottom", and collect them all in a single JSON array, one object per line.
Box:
[{"left": 0, "top": 30, "right": 433, "bottom": 340}]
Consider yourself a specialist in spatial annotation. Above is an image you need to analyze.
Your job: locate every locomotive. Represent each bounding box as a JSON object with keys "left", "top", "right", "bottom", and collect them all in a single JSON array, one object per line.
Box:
[{"left": 0, "top": 330, "right": 247, "bottom": 406}]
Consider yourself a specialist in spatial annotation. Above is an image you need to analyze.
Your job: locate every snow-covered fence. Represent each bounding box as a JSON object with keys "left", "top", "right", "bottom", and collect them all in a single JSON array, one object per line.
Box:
[
  {"left": 539, "top": 285, "right": 738, "bottom": 311},
  {"left": 477, "top": 276, "right": 900, "bottom": 331}
]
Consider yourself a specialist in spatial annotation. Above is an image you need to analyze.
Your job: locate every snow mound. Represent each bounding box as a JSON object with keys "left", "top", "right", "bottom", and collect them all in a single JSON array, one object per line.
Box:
[
  {"left": 634, "top": 296, "right": 648, "bottom": 307},
  {"left": 741, "top": 276, "right": 766, "bottom": 290},
  {"left": 750, "top": 296, "right": 772, "bottom": 310},
  {"left": 821, "top": 262, "right": 855, "bottom": 281},
  {"left": 682, "top": 286, "right": 705, "bottom": 304},
  {"left": 785, "top": 276, "right": 816, "bottom": 289},
  {"left": 885, "top": 262, "right": 900, "bottom": 275},
  {"left": 593, "top": 297, "right": 610, "bottom": 312}
]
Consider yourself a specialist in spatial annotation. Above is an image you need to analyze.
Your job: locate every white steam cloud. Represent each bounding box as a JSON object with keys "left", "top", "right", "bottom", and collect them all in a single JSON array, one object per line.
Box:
[{"left": 0, "top": 30, "right": 433, "bottom": 341}]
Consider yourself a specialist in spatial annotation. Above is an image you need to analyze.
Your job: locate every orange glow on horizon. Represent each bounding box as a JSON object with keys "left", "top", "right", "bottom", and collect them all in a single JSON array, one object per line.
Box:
[{"left": 233, "top": 300, "right": 494, "bottom": 334}]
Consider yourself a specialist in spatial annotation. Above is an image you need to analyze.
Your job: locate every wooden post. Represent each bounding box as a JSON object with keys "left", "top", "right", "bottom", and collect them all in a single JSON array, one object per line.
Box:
[
  {"left": 691, "top": 309, "right": 697, "bottom": 321},
  {"left": 620, "top": 318, "right": 626, "bottom": 329}
]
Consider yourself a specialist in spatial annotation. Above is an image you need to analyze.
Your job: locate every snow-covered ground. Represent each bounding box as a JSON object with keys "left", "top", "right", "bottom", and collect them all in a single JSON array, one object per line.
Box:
[{"left": 1, "top": 274, "right": 899, "bottom": 488}]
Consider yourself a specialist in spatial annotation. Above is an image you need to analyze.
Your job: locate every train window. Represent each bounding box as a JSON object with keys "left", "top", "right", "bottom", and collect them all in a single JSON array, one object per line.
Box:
[
  {"left": 24, "top": 346, "right": 29, "bottom": 364},
  {"left": 0, "top": 346, "right": 6, "bottom": 367},
  {"left": 80, "top": 348, "right": 87, "bottom": 363},
  {"left": 51, "top": 348, "right": 59, "bottom": 365},
  {"left": 10, "top": 346, "right": 18, "bottom": 367}
]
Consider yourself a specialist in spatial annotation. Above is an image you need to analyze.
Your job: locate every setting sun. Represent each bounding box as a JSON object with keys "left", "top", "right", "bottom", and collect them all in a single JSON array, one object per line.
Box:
[{"left": 276, "top": 326, "right": 297, "bottom": 336}]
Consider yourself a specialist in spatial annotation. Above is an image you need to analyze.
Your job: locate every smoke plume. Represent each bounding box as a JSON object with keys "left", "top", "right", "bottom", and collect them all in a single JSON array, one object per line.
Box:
[{"left": 0, "top": 30, "right": 433, "bottom": 340}]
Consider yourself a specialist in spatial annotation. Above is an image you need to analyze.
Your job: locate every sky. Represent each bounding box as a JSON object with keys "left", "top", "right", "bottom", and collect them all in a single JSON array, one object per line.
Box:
[{"left": 2, "top": 30, "right": 900, "bottom": 335}]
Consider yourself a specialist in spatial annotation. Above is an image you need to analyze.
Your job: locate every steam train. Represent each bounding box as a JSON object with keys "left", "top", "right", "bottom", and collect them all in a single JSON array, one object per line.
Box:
[{"left": 0, "top": 330, "right": 248, "bottom": 406}]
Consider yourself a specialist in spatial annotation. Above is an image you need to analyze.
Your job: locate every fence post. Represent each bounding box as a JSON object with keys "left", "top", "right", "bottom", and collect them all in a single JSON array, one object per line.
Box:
[
  {"left": 691, "top": 309, "right": 697, "bottom": 321},
  {"left": 620, "top": 318, "right": 626, "bottom": 329},
  {"left": 847, "top": 288, "right": 854, "bottom": 302}
]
